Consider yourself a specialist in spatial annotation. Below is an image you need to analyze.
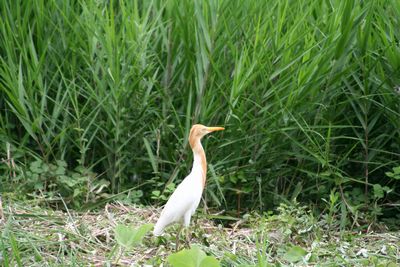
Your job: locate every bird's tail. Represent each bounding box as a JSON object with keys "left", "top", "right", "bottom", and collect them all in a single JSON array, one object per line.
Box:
[{"left": 153, "top": 220, "right": 165, "bottom": 236}]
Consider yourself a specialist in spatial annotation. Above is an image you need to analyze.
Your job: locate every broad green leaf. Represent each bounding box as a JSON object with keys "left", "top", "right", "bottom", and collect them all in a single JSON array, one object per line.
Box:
[
  {"left": 200, "top": 256, "right": 220, "bottom": 267},
  {"left": 167, "top": 246, "right": 220, "bottom": 267},
  {"left": 284, "top": 246, "right": 307, "bottom": 263},
  {"left": 131, "top": 223, "right": 154, "bottom": 244},
  {"left": 114, "top": 223, "right": 153, "bottom": 249},
  {"left": 115, "top": 224, "right": 135, "bottom": 248}
]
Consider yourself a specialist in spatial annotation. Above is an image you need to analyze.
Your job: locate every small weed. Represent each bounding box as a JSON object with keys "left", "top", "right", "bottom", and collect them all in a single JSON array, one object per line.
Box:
[
  {"left": 2, "top": 159, "right": 109, "bottom": 208},
  {"left": 385, "top": 166, "right": 400, "bottom": 181}
]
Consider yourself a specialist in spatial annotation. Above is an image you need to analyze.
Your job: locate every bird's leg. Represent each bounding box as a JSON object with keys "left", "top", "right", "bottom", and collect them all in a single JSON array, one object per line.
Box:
[
  {"left": 175, "top": 224, "right": 183, "bottom": 251},
  {"left": 184, "top": 226, "right": 191, "bottom": 248},
  {"left": 183, "top": 213, "right": 192, "bottom": 248}
]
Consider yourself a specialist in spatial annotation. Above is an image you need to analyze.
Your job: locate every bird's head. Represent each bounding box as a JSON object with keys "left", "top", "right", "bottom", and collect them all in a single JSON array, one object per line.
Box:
[{"left": 189, "top": 124, "right": 224, "bottom": 148}]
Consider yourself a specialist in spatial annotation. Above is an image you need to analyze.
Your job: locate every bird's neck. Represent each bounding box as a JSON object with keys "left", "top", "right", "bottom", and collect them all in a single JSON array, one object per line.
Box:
[{"left": 191, "top": 140, "right": 207, "bottom": 189}]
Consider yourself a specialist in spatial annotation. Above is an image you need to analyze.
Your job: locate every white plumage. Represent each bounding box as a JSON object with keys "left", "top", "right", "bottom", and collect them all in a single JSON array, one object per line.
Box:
[
  {"left": 153, "top": 124, "right": 224, "bottom": 238},
  {"left": 153, "top": 167, "right": 203, "bottom": 235}
]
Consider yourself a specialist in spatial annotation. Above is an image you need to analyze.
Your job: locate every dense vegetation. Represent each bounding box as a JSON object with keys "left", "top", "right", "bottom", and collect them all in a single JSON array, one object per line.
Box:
[{"left": 1, "top": 0, "right": 399, "bottom": 228}]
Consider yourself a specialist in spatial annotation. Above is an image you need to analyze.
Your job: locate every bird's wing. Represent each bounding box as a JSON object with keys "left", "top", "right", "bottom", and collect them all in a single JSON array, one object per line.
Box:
[{"left": 153, "top": 173, "right": 203, "bottom": 235}]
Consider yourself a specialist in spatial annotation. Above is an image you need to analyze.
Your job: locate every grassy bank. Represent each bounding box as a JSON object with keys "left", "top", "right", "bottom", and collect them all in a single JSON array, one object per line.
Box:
[
  {"left": 0, "top": 0, "right": 400, "bottom": 225},
  {"left": 0, "top": 200, "right": 399, "bottom": 266}
]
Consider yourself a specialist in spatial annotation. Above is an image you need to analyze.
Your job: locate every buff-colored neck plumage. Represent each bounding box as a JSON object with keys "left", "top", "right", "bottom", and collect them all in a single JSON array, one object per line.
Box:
[{"left": 189, "top": 130, "right": 207, "bottom": 189}]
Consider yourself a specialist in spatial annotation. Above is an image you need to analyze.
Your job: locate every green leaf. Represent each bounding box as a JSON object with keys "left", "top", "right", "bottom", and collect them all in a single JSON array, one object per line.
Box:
[
  {"left": 385, "top": 172, "right": 394, "bottom": 178},
  {"left": 167, "top": 246, "right": 220, "bottom": 267},
  {"left": 30, "top": 160, "right": 43, "bottom": 174},
  {"left": 200, "top": 256, "right": 220, "bottom": 267},
  {"left": 41, "top": 163, "right": 49, "bottom": 172},
  {"left": 73, "top": 188, "right": 82, "bottom": 198},
  {"left": 34, "top": 182, "right": 44, "bottom": 190},
  {"left": 115, "top": 224, "right": 137, "bottom": 248},
  {"left": 152, "top": 190, "right": 160, "bottom": 197},
  {"left": 382, "top": 186, "right": 391, "bottom": 193},
  {"left": 132, "top": 223, "right": 153, "bottom": 244},
  {"left": 143, "top": 137, "right": 158, "bottom": 174},
  {"left": 9, "top": 231, "right": 22, "bottom": 267},
  {"left": 385, "top": 166, "right": 400, "bottom": 180},
  {"left": 58, "top": 175, "right": 79, "bottom": 188},
  {"left": 114, "top": 223, "right": 153, "bottom": 249},
  {"left": 393, "top": 166, "right": 400, "bottom": 174},
  {"left": 284, "top": 245, "right": 307, "bottom": 263},
  {"left": 373, "top": 184, "right": 384, "bottom": 199},
  {"left": 55, "top": 165, "right": 66, "bottom": 175},
  {"left": 56, "top": 160, "right": 67, "bottom": 167}
]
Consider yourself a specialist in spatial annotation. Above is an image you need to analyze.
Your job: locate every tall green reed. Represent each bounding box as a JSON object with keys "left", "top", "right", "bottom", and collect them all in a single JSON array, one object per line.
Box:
[{"left": 0, "top": 0, "right": 399, "bottom": 218}]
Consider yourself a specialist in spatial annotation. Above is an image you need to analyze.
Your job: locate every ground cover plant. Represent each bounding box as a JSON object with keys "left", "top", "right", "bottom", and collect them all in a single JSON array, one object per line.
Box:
[
  {"left": 0, "top": 0, "right": 400, "bottom": 265},
  {"left": 0, "top": 201, "right": 399, "bottom": 266}
]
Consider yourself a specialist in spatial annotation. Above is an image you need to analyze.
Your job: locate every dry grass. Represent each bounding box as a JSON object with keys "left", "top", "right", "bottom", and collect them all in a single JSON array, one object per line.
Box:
[
  {"left": 0, "top": 200, "right": 399, "bottom": 266},
  {"left": 0, "top": 201, "right": 258, "bottom": 266}
]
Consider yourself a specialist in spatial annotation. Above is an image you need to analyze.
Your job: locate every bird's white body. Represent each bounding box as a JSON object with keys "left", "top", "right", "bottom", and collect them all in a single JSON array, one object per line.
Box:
[
  {"left": 153, "top": 125, "right": 224, "bottom": 237},
  {"left": 153, "top": 152, "right": 204, "bottom": 235}
]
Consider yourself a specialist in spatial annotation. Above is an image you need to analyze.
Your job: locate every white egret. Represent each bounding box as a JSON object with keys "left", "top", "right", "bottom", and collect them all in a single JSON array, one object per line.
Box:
[{"left": 153, "top": 124, "right": 224, "bottom": 248}]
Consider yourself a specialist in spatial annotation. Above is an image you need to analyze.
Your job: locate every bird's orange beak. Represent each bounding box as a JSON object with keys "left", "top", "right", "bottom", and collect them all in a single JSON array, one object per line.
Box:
[{"left": 206, "top": 126, "right": 225, "bottom": 132}]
